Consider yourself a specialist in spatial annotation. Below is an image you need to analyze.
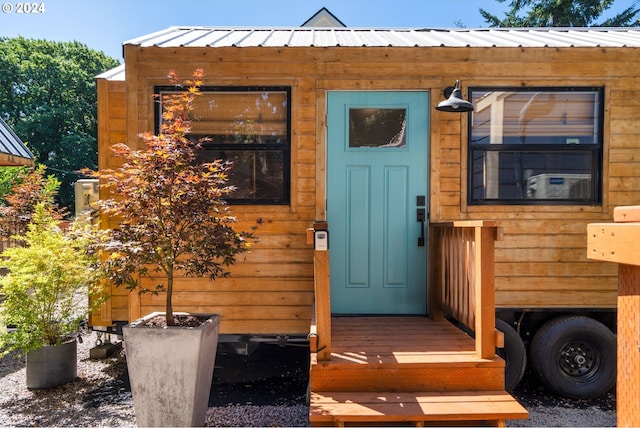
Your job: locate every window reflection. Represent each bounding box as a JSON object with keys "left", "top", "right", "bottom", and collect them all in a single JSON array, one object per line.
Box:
[
  {"left": 469, "top": 88, "right": 602, "bottom": 204},
  {"left": 471, "top": 90, "right": 599, "bottom": 145},
  {"left": 157, "top": 87, "right": 290, "bottom": 204}
]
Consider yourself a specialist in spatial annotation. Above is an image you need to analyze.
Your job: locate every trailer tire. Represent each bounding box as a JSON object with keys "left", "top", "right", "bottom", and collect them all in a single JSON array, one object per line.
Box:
[
  {"left": 495, "top": 319, "right": 527, "bottom": 392},
  {"left": 530, "top": 316, "right": 616, "bottom": 399}
]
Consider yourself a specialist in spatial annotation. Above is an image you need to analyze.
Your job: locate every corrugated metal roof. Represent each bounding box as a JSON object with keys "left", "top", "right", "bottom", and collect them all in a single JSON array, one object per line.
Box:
[
  {"left": 0, "top": 117, "right": 34, "bottom": 167},
  {"left": 124, "top": 26, "right": 640, "bottom": 49}
]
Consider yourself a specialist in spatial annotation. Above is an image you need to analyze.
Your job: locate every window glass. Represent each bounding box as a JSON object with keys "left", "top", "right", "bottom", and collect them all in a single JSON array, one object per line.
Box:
[
  {"left": 469, "top": 88, "right": 602, "bottom": 205},
  {"left": 197, "top": 149, "right": 284, "bottom": 201},
  {"left": 157, "top": 87, "right": 290, "bottom": 204}
]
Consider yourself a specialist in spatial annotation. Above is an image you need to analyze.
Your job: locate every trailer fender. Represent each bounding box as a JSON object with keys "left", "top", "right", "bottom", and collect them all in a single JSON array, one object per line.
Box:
[{"left": 530, "top": 315, "right": 616, "bottom": 399}]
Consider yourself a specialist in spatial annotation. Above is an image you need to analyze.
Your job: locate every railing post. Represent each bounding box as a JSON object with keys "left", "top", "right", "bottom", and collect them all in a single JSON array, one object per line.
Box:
[
  {"left": 474, "top": 225, "right": 496, "bottom": 360},
  {"left": 312, "top": 221, "right": 332, "bottom": 361}
]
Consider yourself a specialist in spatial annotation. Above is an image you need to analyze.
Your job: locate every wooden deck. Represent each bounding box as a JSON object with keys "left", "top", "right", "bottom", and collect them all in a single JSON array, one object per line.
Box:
[{"left": 309, "top": 317, "right": 528, "bottom": 427}]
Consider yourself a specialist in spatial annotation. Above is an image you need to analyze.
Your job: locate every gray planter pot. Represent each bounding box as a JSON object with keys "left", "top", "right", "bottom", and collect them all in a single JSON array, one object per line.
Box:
[
  {"left": 123, "top": 312, "right": 220, "bottom": 427},
  {"left": 26, "top": 339, "right": 77, "bottom": 389}
]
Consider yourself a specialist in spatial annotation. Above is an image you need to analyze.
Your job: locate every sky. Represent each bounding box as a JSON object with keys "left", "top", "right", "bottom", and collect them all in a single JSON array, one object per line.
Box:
[{"left": 0, "top": 0, "right": 637, "bottom": 61}]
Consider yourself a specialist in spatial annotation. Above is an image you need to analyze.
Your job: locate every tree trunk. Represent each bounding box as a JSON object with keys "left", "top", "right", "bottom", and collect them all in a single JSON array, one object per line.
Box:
[{"left": 165, "top": 269, "right": 175, "bottom": 326}]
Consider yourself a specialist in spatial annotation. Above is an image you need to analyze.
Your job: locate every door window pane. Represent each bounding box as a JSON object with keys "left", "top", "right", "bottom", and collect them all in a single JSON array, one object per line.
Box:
[{"left": 349, "top": 108, "right": 407, "bottom": 148}]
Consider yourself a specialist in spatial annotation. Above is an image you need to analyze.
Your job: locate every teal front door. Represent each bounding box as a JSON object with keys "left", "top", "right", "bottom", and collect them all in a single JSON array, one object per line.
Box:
[{"left": 327, "top": 91, "right": 429, "bottom": 314}]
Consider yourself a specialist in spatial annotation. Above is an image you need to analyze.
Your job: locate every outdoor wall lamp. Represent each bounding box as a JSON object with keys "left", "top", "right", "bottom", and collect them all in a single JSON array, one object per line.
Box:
[{"left": 436, "top": 80, "right": 474, "bottom": 112}]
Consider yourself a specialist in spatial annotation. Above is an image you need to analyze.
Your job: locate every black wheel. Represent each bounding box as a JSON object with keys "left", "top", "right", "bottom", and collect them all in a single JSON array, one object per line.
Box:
[
  {"left": 530, "top": 316, "right": 616, "bottom": 399},
  {"left": 495, "top": 318, "right": 527, "bottom": 392}
]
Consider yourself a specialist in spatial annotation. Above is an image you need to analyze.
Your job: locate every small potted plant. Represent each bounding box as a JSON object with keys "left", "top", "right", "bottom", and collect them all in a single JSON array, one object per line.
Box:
[
  {"left": 0, "top": 203, "right": 103, "bottom": 388},
  {"left": 89, "top": 69, "right": 254, "bottom": 427}
]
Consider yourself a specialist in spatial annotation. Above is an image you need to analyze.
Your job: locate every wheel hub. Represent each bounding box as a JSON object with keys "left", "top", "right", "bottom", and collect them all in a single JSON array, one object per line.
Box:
[{"left": 558, "top": 341, "right": 598, "bottom": 378}]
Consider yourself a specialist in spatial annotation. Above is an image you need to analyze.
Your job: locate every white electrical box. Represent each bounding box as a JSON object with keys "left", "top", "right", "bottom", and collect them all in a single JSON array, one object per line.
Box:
[
  {"left": 74, "top": 179, "right": 99, "bottom": 218},
  {"left": 314, "top": 230, "right": 329, "bottom": 251}
]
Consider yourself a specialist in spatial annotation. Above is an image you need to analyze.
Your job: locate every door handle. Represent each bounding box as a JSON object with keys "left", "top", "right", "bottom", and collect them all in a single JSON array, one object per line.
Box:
[{"left": 417, "top": 208, "right": 425, "bottom": 247}]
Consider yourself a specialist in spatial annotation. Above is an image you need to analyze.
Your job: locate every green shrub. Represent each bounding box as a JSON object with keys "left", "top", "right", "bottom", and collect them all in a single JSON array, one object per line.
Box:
[{"left": 0, "top": 204, "right": 103, "bottom": 355}]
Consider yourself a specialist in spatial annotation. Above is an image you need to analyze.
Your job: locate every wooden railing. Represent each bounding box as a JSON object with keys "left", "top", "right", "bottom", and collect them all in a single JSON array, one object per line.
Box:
[
  {"left": 0, "top": 222, "right": 23, "bottom": 254},
  {"left": 308, "top": 220, "right": 501, "bottom": 362},
  {"left": 0, "top": 219, "right": 74, "bottom": 254},
  {"left": 429, "top": 221, "right": 501, "bottom": 359}
]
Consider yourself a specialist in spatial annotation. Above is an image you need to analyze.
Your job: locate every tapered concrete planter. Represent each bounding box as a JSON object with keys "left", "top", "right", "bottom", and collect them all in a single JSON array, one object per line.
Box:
[
  {"left": 123, "top": 312, "right": 220, "bottom": 427},
  {"left": 26, "top": 339, "right": 77, "bottom": 389}
]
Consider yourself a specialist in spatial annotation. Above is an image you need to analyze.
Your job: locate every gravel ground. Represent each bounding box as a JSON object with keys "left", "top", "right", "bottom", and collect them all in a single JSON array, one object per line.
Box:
[
  {"left": 507, "top": 369, "right": 616, "bottom": 427},
  {"left": 0, "top": 331, "right": 616, "bottom": 427}
]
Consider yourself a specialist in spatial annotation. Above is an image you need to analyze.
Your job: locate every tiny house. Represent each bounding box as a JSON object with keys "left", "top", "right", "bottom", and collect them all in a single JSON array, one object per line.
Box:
[{"left": 93, "top": 24, "right": 640, "bottom": 423}]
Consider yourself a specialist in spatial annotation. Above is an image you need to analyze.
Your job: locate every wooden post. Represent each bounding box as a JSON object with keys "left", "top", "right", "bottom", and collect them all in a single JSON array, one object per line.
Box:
[
  {"left": 428, "top": 225, "right": 444, "bottom": 320},
  {"left": 617, "top": 263, "right": 640, "bottom": 427},
  {"left": 313, "top": 221, "right": 332, "bottom": 361},
  {"left": 587, "top": 205, "right": 640, "bottom": 427},
  {"left": 475, "top": 225, "right": 496, "bottom": 360}
]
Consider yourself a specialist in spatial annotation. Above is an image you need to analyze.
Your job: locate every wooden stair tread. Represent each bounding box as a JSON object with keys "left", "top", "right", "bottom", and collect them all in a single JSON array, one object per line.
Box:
[
  {"left": 327, "top": 317, "right": 479, "bottom": 358},
  {"left": 312, "top": 351, "right": 504, "bottom": 366},
  {"left": 310, "top": 390, "right": 529, "bottom": 423}
]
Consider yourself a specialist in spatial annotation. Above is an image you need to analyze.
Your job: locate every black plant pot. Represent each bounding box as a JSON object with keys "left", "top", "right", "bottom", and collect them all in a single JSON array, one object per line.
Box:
[{"left": 26, "top": 339, "right": 78, "bottom": 389}]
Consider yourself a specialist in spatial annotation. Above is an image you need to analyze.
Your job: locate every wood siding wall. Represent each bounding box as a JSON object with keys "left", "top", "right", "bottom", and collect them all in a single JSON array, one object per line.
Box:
[
  {"left": 92, "top": 78, "right": 129, "bottom": 327},
  {"left": 94, "top": 44, "right": 639, "bottom": 333}
]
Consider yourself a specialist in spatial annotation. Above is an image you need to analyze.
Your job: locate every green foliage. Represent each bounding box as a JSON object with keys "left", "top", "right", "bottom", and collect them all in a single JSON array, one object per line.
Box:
[
  {"left": 0, "top": 37, "right": 120, "bottom": 211},
  {"left": 480, "top": 0, "right": 640, "bottom": 27},
  {"left": 88, "top": 70, "right": 255, "bottom": 326},
  {"left": 0, "top": 204, "right": 104, "bottom": 355}
]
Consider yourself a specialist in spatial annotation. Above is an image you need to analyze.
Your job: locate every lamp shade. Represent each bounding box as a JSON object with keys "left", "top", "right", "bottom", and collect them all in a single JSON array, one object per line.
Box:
[{"left": 436, "top": 84, "right": 474, "bottom": 113}]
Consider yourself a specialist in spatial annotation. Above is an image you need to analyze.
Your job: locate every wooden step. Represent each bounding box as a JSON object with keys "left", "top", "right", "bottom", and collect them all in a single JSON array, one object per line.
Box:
[
  {"left": 310, "top": 351, "right": 506, "bottom": 392},
  {"left": 310, "top": 390, "right": 529, "bottom": 427}
]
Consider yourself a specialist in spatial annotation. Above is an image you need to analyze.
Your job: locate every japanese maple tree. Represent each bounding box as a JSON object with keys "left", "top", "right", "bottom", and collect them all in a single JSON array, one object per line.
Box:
[
  {"left": 0, "top": 165, "right": 66, "bottom": 240},
  {"left": 90, "top": 69, "right": 253, "bottom": 326}
]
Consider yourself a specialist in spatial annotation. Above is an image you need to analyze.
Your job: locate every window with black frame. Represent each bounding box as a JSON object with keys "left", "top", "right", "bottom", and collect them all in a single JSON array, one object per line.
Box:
[
  {"left": 156, "top": 86, "right": 291, "bottom": 204},
  {"left": 468, "top": 87, "right": 603, "bottom": 205}
]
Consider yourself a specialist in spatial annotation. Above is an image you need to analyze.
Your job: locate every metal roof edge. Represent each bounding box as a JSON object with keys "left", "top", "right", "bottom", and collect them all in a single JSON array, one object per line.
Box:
[
  {"left": 95, "top": 64, "right": 125, "bottom": 81},
  {"left": 124, "top": 26, "right": 185, "bottom": 46},
  {"left": 120, "top": 26, "right": 640, "bottom": 49}
]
